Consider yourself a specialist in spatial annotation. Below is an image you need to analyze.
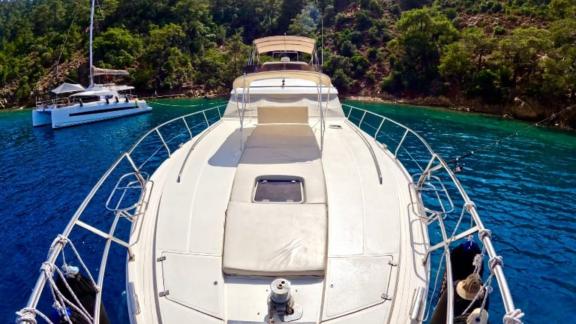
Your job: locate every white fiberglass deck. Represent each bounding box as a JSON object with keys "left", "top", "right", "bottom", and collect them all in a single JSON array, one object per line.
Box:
[
  {"left": 127, "top": 115, "right": 428, "bottom": 323},
  {"left": 17, "top": 34, "right": 520, "bottom": 324}
]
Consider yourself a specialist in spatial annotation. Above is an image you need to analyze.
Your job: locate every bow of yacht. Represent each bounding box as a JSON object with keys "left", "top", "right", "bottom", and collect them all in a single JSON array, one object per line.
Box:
[{"left": 17, "top": 36, "right": 521, "bottom": 324}]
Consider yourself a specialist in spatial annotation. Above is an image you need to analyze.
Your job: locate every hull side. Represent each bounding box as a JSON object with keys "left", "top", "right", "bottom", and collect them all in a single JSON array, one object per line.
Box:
[
  {"left": 50, "top": 101, "right": 152, "bottom": 128},
  {"left": 32, "top": 110, "right": 52, "bottom": 127}
]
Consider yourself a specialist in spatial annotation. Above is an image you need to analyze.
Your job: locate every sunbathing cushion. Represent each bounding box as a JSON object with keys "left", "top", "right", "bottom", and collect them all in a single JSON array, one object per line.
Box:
[
  {"left": 257, "top": 106, "right": 308, "bottom": 124},
  {"left": 223, "top": 202, "right": 327, "bottom": 276}
]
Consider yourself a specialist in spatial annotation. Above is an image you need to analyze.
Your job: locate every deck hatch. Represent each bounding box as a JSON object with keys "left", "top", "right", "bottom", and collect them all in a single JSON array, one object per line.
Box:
[{"left": 253, "top": 176, "right": 304, "bottom": 203}]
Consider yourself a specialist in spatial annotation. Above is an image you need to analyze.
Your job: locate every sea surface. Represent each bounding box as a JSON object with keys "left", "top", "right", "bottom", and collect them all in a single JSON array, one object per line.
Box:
[{"left": 0, "top": 99, "right": 574, "bottom": 323}]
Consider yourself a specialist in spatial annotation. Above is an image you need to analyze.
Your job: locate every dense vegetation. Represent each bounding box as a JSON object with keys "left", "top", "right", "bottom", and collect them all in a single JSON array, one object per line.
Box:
[{"left": 1, "top": 0, "right": 575, "bottom": 127}]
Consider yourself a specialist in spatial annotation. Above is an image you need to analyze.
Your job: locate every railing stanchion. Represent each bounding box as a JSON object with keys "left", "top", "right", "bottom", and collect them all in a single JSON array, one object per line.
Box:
[
  {"left": 182, "top": 116, "right": 193, "bottom": 139},
  {"left": 437, "top": 216, "right": 455, "bottom": 324},
  {"left": 125, "top": 153, "right": 145, "bottom": 185},
  {"left": 156, "top": 129, "right": 171, "bottom": 157},
  {"left": 358, "top": 110, "right": 367, "bottom": 128},
  {"left": 394, "top": 129, "right": 409, "bottom": 157},
  {"left": 202, "top": 110, "right": 210, "bottom": 127},
  {"left": 417, "top": 154, "right": 437, "bottom": 188},
  {"left": 374, "top": 117, "right": 385, "bottom": 139}
]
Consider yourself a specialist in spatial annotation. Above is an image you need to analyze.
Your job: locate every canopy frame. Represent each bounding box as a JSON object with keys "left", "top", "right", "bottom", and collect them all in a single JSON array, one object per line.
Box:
[
  {"left": 50, "top": 83, "right": 86, "bottom": 95},
  {"left": 253, "top": 36, "right": 316, "bottom": 55},
  {"left": 249, "top": 36, "right": 319, "bottom": 67}
]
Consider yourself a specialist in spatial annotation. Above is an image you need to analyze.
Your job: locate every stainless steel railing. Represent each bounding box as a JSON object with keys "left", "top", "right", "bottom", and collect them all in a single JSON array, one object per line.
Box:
[
  {"left": 35, "top": 97, "right": 72, "bottom": 109},
  {"left": 343, "top": 103, "right": 522, "bottom": 324},
  {"left": 17, "top": 101, "right": 520, "bottom": 323},
  {"left": 16, "top": 104, "right": 226, "bottom": 324}
]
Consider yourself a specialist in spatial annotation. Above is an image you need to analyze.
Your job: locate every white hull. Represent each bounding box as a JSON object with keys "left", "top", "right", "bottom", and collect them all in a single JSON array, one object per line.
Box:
[
  {"left": 17, "top": 35, "right": 521, "bottom": 324},
  {"left": 33, "top": 99, "right": 151, "bottom": 128}
]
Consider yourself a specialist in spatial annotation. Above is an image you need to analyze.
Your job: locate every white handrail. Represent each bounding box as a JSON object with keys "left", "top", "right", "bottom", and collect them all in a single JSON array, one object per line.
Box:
[
  {"left": 17, "top": 102, "right": 519, "bottom": 324},
  {"left": 342, "top": 103, "right": 521, "bottom": 323},
  {"left": 17, "top": 104, "right": 226, "bottom": 324}
]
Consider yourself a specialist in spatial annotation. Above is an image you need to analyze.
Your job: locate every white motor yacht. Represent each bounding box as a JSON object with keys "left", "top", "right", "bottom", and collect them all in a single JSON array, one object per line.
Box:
[
  {"left": 17, "top": 36, "right": 522, "bottom": 324},
  {"left": 32, "top": 0, "right": 151, "bottom": 129}
]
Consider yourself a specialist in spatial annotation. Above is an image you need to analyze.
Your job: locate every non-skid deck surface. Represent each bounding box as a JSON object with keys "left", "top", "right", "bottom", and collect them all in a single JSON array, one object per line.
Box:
[
  {"left": 128, "top": 117, "right": 428, "bottom": 323},
  {"left": 224, "top": 124, "right": 327, "bottom": 276}
]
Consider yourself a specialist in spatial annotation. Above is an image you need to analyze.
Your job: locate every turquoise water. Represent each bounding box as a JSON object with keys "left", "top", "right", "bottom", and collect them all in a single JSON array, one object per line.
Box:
[{"left": 0, "top": 99, "right": 574, "bottom": 322}]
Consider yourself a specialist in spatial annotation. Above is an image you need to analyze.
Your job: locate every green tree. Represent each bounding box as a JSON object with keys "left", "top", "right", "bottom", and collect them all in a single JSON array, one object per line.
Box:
[
  {"left": 460, "top": 28, "right": 495, "bottom": 71},
  {"left": 351, "top": 54, "right": 370, "bottom": 78},
  {"left": 145, "top": 24, "right": 193, "bottom": 90},
  {"left": 548, "top": 0, "right": 576, "bottom": 18},
  {"left": 540, "top": 19, "right": 576, "bottom": 100},
  {"left": 288, "top": 3, "right": 320, "bottom": 37},
  {"left": 439, "top": 42, "right": 473, "bottom": 88},
  {"left": 439, "top": 28, "right": 495, "bottom": 92},
  {"left": 172, "top": 0, "right": 217, "bottom": 53},
  {"left": 386, "top": 8, "right": 458, "bottom": 93},
  {"left": 498, "top": 27, "right": 552, "bottom": 93},
  {"left": 93, "top": 27, "right": 143, "bottom": 68},
  {"left": 467, "top": 68, "right": 506, "bottom": 103},
  {"left": 276, "top": 0, "right": 305, "bottom": 33},
  {"left": 195, "top": 47, "right": 226, "bottom": 89},
  {"left": 225, "top": 33, "right": 250, "bottom": 82},
  {"left": 324, "top": 53, "right": 354, "bottom": 92}
]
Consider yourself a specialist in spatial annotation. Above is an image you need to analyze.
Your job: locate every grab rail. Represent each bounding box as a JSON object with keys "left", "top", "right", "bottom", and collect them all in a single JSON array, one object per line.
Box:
[
  {"left": 343, "top": 103, "right": 522, "bottom": 324},
  {"left": 35, "top": 97, "right": 72, "bottom": 108},
  {"left": 16, "top": 104, "right": 226, "bottom": 324}
]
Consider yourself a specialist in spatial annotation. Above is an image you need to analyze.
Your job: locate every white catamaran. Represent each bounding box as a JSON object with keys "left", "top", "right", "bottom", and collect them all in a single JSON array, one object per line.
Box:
[
  {"left": 32, "top": 0, "right": 151, "bottom": 129},
  {"left": 17, "top": 36, "right": 523, "bottom": 324}
]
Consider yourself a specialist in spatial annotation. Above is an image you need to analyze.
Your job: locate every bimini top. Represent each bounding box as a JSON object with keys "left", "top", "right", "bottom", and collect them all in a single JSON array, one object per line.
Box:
[
  {"left": 68, "top": 84, "right": 135, "bottom": 97},
  {"left": 254, "top": 36, "right": 316, "bottom": 55},
  {"left": 50, "top": 83, "right": 85, "bottom": 95}
]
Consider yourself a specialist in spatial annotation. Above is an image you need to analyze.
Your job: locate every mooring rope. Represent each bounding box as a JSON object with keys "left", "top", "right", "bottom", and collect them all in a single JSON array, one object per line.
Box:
[
  {"left": 449, "top": 105, "right": 574, "bottom": 172},
  {"left": 147, "top": 100, "right": 226, "bottom": 109},
  {"left": 15, "top": 307, "right": 54, "bottom": 324},
  {"left": 147, "top": 101, "right": 198, "bottom": 108},
  {"left": 37, "top": 236, "right": 101, "bottom": 323},
  {"left": 42, "top": 262, "right": 93, "bottom": 323},
  {"left": 504, "top": 309, "right": 526, "bottom": 324}
]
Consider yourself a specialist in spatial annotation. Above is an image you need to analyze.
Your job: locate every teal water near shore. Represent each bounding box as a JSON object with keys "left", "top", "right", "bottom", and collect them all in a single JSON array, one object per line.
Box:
[{"left": 0, "top": 99, "right": 574, "bottom": 322}]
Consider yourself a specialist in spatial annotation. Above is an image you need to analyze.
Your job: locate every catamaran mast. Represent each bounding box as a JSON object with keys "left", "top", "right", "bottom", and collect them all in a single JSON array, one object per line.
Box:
[{"left": 89, "top": 0, "right": 96, "bottom": 88}]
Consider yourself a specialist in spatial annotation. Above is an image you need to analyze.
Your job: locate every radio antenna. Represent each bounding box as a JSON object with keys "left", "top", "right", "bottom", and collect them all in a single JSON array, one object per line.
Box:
[
  {"left": 315, "top": 0, "right": 324, "bottom": 69},
  {"left": 320, "top": 1, "right": 324, "bottom": 67}
]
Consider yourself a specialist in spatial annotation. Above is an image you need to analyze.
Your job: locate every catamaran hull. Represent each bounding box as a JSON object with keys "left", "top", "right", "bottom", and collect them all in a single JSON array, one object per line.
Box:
[
  {"left": 32, "top": 110, "right": 52, "bottom": 127},
  {"left": 33, "top": 100, "right": 152, "bottom": 129}
]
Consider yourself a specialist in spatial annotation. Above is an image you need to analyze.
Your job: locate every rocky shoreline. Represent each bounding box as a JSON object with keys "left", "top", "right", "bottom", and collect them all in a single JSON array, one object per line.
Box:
[
  {"left": 345, "top": 95, "right": 575, "bottom": 131},
  {"left": 2, "top": 90, "right": 574, "bottom": 131}
]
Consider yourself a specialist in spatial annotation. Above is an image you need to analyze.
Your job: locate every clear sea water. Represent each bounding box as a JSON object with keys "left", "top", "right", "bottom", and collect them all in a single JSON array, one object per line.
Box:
[{"left": 0, "top": 99, "right": 574, "bottom": 323}]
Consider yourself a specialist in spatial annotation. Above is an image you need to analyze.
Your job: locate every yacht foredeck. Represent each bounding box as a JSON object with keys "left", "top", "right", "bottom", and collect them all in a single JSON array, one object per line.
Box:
[
  {"left": 18, "top": 34, "right": 521, "bottom": 324},
  {"left": 128, "top": 116, "right": 428, "bottom": 323}
]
